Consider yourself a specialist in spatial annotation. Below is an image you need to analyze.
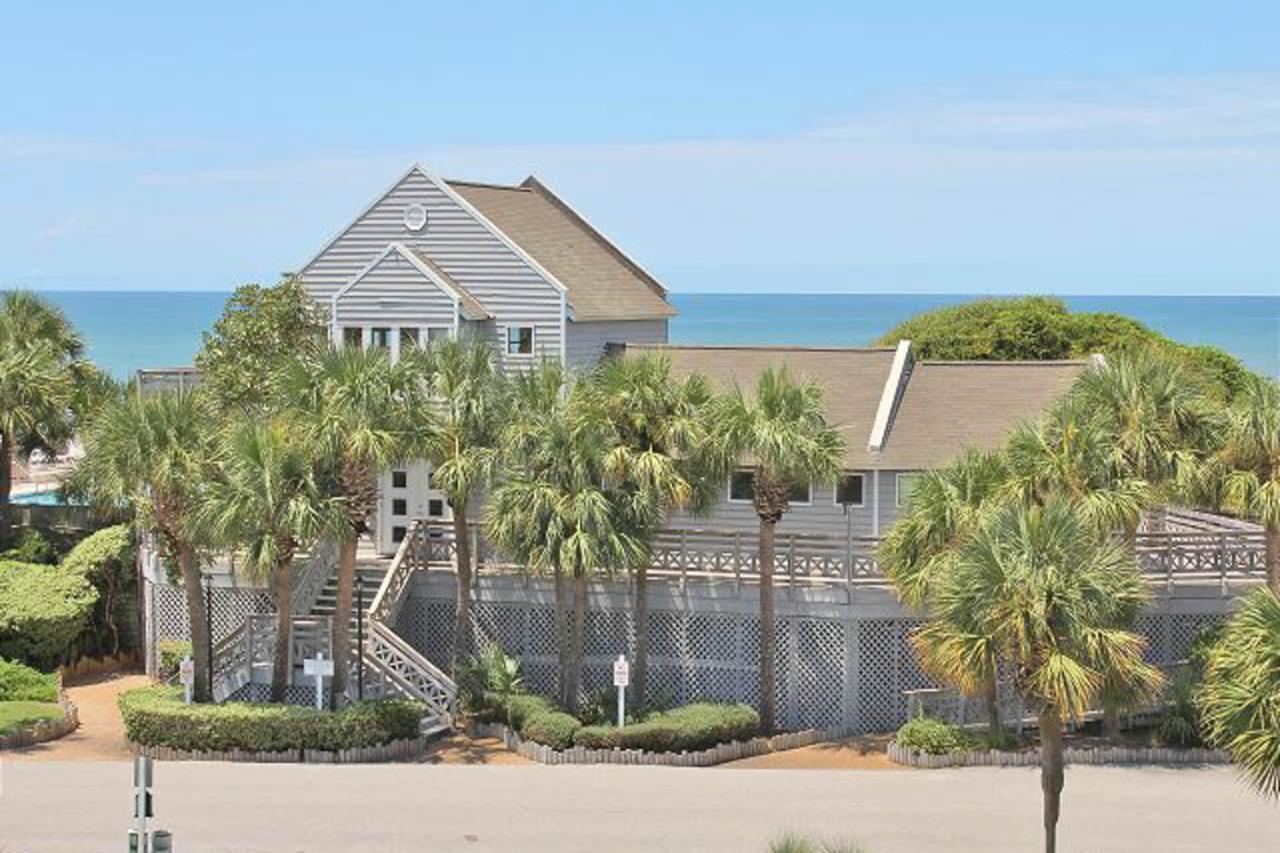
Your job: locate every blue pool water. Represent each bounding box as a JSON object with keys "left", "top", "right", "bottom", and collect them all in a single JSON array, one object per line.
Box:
[{"left": 11, "top": 490, "right": 65, "bottom": 506}]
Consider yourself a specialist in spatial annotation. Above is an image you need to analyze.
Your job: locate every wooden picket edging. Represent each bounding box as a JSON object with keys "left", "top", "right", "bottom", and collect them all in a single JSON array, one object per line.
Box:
[
  {"left": 128, "top": 735, "right": 427, "bottom": 764},
  {"left": 474, "top": 721, "right": 839, "bottom": 767},
  {"left": 888, "top": 739, "right": 1230, "bottom": 769},
  {"left": 0, "top": 695, "right": 80, "bottom": 750}
]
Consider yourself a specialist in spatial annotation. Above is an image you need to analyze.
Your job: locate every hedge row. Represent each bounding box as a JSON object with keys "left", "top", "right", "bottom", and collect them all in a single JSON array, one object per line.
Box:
[
  {"left": 118, "top": 686, "right": 424, "bottom": 752},
  {"left": 0, "top": 560, "right": 96, "bottom": 668},
  {"left": 0, "top": 659, "right": 59, "bottom": 703},
  {"left": 573, "top": 703, "right": 760, "bottom": 752},
  {"left": 479, "top": 691, "right": 761, "bottom": 754}
]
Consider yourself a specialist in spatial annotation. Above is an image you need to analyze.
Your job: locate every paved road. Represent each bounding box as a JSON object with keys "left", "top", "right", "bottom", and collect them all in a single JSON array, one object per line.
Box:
[{"left": 1, "top": 760, "right": 1274, "bottom": 852}]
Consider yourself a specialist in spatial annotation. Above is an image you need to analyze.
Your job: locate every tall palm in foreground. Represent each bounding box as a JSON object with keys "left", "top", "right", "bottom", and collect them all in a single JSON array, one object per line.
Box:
[
  {"left": 1198, "top": 587, "right": 1280, "bottom": 798},
  {"left": 74, "top": 390, "right": 217, "bottom": 700},
  {"left": 879, "top": 449, "right": 1012, "bottom": 733},
  {"left": 0, "top": 291, "right": 85, "bottom": 506},
  {"left": 1199, "top": 374, "right": 1280, "bottom": 593},
  {"left": 280, "top": 345, "right": 407, "bottom": 703},
  {"left": 704, "top": 368, "right": 844, "bottom": 732},
  {"left": 488, "top": 364, "right": 648, "bottom": 714},
  {"left": 592, "top": 353, "right": 714, "bottom": 709},
  {"left": 915, "top": 499, "right": 1158, "bottom": 853},
  {"left": 194, "top": 420, "right": 344, "bottom": 701},
  {"left": 403, "top": 337, "right": 506, "bottom": 670}
]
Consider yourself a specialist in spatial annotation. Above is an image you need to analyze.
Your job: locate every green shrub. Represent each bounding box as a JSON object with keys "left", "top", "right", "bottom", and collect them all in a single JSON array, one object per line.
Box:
[
  {"left": 1156, "top": 674, "right": 1205, "bottom": 748},
  {"left": 61, "top": 524, "right": 137, "bottom": 657},
  {"left": 894, "top": 717, "right": 973, "bottom": 755},
  {"left": 770, "top": 834, "right": 869, "bottom": 853},
  {"left": 1, "top": 529, "right": 57, "bottom": 564},
  {"left": 503, "top": 693, "right": 557, "bottom": 730},
  {"left": 0, "top": 658, "right": 59, "bottom": 702},
  {"left": 117, "top": 686, "right": 425, "bottom": 752},
  {"left": 520, "top": 710, "right": 581, "bottom": 750},
  {"left": 573, "top": 703, "right": 760, "bottom": 753},
  {"left": 0, "top": 559, "right": 97, "bottom": 668},
  {"left": 157, "top": 640, "right": 192, "bottom": 681},
  {"left": 457, "top": 645, "right": 523, "bottom": 713}
]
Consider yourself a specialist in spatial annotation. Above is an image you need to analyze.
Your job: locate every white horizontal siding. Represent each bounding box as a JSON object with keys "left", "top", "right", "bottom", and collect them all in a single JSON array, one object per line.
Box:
[
  {"left": 565, "top": 319, "right": 668, "bottom": 371},
  {"left": 299, "top": 168, "right": 562, "bottom": 366},
  {"left": 334, "top": 251, "right": 457, "bottom": 327}
]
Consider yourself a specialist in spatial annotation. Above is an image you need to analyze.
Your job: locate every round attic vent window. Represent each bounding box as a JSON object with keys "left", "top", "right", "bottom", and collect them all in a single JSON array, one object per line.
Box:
[{"left": 403, "top": 203, "right": 428, "bottom": 232}]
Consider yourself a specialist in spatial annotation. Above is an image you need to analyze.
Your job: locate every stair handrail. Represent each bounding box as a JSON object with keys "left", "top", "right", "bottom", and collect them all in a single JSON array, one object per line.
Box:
[{"left": 289, "top": 538, "right": 339, "bottom": 615}]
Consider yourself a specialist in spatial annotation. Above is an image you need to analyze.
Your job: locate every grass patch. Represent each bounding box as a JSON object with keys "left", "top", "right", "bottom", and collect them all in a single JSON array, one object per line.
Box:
[{"left": 0, "top": 700, "right": 63, "bottom": 736}]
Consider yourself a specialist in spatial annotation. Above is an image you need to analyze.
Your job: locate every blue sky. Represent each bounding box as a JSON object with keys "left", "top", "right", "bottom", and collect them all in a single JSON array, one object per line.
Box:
[{"left": 2, "top": 2, "right": 1277, "bottom": 295}]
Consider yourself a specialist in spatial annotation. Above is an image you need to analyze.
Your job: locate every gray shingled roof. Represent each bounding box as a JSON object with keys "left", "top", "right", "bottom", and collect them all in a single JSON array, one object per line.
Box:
[
  {"left": 873, "top": 360, "right": 1089, "bottom": 469},
  {"left": 447, "top": 178, "right": 676, "bottom": 322},
  {"left": 624, "top": 344, "right": 899, "bottom": 468}
]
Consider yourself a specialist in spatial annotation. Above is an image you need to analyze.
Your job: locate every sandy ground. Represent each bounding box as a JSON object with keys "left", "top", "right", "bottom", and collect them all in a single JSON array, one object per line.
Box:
[
  {"left": 419, "top": 733, "right": 532, "bottom": 765},
  {"left": 4, "top": 671, "right": 148, "bottom": 762},
  {"left": 724, "top": 733, "right": 900, "bottom": 770}
]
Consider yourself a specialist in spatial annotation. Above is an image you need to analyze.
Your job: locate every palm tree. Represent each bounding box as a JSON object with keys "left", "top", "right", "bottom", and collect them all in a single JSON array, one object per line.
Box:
[
  {"left": 915, "top": 499, "right": 1161, "bottom": 853},
  {"left": 592, "top": 353, "right": 714, "bottom": 709},
  {"left": 704, "top": 368, "right": 844, "bottom": 732},
  {"left": 1199, "top": 374, "right": 1279, "bottom": 593},
  {"left": 194, "top": 419, "right": 345, "bottom": 701},
  {"left": 879, "top": 448, "right": 1013, "bottom": 733},
  {"left": 1197, "top": 587, "right": 1280, "bottom": 798},
  {"left": 0, "top": 291, "right": 85, "bottom": 506},
  {"left": 279, "top": 344, "right": 408, "bottom": 703},
  {"left": 73, "top": 389, "right": 217, "bottom": 700},
  {"left": 488, "top": 364, "right": 648, "bottom": 714},
  {"left": 401, "top": 336, "right": 506, "bottom": 670}
]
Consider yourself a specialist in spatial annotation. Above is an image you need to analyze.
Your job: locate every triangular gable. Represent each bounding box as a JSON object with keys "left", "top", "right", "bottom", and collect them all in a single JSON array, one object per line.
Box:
[{"left": 334, "top": 243, "right": 491, "bottom": 321}]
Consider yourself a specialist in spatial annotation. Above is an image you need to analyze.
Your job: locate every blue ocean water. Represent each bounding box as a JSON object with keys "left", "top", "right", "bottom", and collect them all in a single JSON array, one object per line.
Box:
[{"left": 35, "top": 290, "right": 1280, "bottom": 379}]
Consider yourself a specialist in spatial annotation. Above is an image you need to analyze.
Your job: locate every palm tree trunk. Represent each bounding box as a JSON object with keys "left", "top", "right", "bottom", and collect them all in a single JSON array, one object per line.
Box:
[
  {"left": 985, "top": 671, "right": 1002, "bottom": 736},
  {"left": 632, "top": 562, "right": 650, "bottom": 710},
  {"left": 566, "top": 570, "right": 588, "bottom": 715},
  {"left": 1266, "top": 522, "right": 1279, "bottom": 596},
  {"left": 758, "top": 515, "right": 778, "bottom": 733},
  {"left": 553, "top": 566, "right": 570, "bottom": 707},
  {"left": 329, "top": 536, "right": 357, "bottom": 706},
  {"left": 1039, "top": 707, "right": 1065, "bottom": 853},
  {"left": 0, "top": 429, "right": 12, "bottom": 508},
  {"left": 271, "top": 559, "right": 292, "bottom": 703},
  {"left": 177, "top": 543, "right": 211, "bottom": 703},
  {"left": 451, "top": 508, "right": 474, "bottom": 670}
]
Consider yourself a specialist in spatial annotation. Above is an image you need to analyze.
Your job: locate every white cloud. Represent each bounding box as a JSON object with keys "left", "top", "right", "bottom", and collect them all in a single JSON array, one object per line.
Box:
[{"left": 36, "top": 215, "right": 80, "bottom": 241}]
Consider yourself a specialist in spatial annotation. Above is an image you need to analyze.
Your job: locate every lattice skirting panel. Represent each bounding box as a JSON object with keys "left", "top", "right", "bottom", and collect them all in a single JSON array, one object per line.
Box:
[
  {"left": 394, "top": 578, "right": 1235, "bottom": 734},
  {"left": 142, "top": 579, "right": 274, "bottom": 675}
]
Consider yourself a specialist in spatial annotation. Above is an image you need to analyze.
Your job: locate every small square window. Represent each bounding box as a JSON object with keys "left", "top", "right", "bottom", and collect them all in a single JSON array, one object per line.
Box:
[
  {"left": 506, "top": 325, "right": 534, "bottom": 356},
  {"left": 427, "top": 498, "right": 445, "bottom": 517},
  {"left": 370, "top": 327, "right": 391, "bottom": 350},
  {"left": 342, "top": 327, "right": 362, "bottom": 348},
  {"left": 897, "top": 473, "right": 921, "bottom": 508},
  {"left": 392, "top": 498, "right": 407, "bottom": 516},
  {"left": 729, "top": 470, "right": 755, "bottom": 502},
  {"left": 391, "top": 526, "right": 407, "bottom": 543},
  {"left": 835, "top": 473, "right": 865, "bottom": 507},
  {"left": 399, "top": 328, "right": 419, "bottom": 351},
  {"left": 391, "top": 470, "right": 407, "bottom": 489}
]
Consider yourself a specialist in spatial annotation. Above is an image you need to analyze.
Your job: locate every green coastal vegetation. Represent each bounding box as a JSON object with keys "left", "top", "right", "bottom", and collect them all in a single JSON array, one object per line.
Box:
[{"left": 1, "top": 284, "right": 1276, "bottom": 847}]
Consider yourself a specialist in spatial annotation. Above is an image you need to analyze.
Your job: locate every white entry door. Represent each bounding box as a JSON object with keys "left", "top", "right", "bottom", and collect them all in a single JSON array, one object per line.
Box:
[{"left": 378, "top": 460, "right": 451, "bottom": 555}]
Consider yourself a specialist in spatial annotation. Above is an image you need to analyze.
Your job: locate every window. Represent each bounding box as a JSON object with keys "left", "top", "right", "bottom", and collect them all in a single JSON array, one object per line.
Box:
[
  {"left": 896, "top": 473, "right": 920, "bottom": 508},
  {"left": 506, "top": 325, "right": 534, "bottom": 356},
  {"left": 370, "top": 327, "right": 391, "bottom": 350},
  {"left": 342, "top": 327, "right": 363, "bottom": 349},
  {"left": 392, "top": 498, "right": 407, "bottom": 517},
  {"left": 727, "top": 470, "right": 810, "bottom": 505},
  {"left": 427, "top": 498, "right": 445, "bottom": 517},
  {"left": 391, "top": 526, "right": 407, "bottom": 544},
  {"left": 399, "top": 328, "right": 419, "bottom": 351},
  {"left": 391, "top": 470, "right": 407, "bottom": 489},
  {"left": 835, "top": 473, "right": 865, "bottom": 507},
  {"left": 427, "top": 326, "right": 452, "bottom": 344}
]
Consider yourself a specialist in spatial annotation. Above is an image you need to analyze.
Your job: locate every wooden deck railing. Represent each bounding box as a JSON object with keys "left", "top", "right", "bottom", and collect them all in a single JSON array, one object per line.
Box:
[{"left": 402, "top": 520, "right": 1267, "bottom": 591}]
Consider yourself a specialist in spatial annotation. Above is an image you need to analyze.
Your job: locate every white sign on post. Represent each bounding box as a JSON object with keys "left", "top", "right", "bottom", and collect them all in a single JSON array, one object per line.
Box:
[
  {"left": 303, "top": 652, "right": 335, "bottom": 711},
  {"left": 178, "top": 657, "right": 195, "bottom": 705},
  {"left": 613, "top": 655, "right": 629, "bottom": 728}
]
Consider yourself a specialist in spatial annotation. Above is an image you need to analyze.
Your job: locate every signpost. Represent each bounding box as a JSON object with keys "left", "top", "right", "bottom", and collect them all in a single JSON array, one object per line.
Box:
[
  {"left": 131, "top": 756, "right": 152, "bottom": 852},
  {"left": 612, "top": 655, "right": 629, "bottom": 728},
  {"left": 179, "top": 656, "right": 195, "bottom": 705},
  {"left": 303, "top": 652, "right": 335, "bottom": 711}
]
